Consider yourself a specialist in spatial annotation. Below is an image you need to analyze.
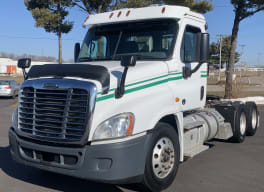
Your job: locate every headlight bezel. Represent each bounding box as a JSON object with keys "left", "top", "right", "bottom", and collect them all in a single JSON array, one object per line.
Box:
[{"left": 92, "top": 112, "right": 135, "bottom": 141}]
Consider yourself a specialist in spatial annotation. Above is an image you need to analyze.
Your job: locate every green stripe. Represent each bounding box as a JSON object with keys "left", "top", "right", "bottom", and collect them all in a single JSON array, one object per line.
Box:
[
  {"left": 96, "top": 93, "right": 115, "bottom": 102},
  {"left": 97, "top": 72, "right": 182, "bottom": 95},
  {"left": 168, "top": 76, "right": 183, "bottom": 81},
  {"left": 169, "top": 72, "right": 183, "bottom": 76},
  {"left": 96, "top": 71, "right": 209, "bottom": 101},
  {"left": 96, "top": 74, "right": 183, "bottom": 102},
  {"left": 125, "top": 79, "right": 168, "bottom": 94},
  {"left": 125, "top": 74, "right": 168, "bottom": 87}
]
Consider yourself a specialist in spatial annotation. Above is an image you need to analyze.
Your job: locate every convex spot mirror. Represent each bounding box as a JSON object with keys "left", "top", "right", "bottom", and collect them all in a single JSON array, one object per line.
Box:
[
  {"left": 17, "top": 58, "right": 31, "bottom": 69},
  {"left": 121, "top": 55, "right": 137, "bottom": 67}
]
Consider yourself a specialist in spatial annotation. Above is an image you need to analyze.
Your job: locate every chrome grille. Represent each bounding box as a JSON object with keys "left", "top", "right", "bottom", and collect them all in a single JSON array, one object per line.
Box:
[{"left": 18, "top": 87, "right": 89, "bottom": 142}]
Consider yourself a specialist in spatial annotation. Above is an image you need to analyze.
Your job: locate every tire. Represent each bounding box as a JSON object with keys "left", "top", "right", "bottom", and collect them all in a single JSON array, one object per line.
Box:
[
  {"left": 245, "top": 102, "right": 259, "bottom": 136},
  {"left": 141, "top": 122, "right": 180, "bottom": 192},
  {"left": 231, "top": 104, "right": 247, "bottom": 143}
]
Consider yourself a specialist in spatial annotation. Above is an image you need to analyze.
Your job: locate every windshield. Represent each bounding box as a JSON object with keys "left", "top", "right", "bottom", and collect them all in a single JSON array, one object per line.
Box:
[
  {"left": 78, "top": 19, "right": 178, "bottom": 62},
  {"left": 0, "top": 81, "right": 10, "bottom": 85}
]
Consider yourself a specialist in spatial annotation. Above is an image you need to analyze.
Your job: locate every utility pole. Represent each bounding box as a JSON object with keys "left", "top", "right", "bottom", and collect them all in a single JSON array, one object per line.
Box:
[
  {"left": 217, "top": 35, "right": 224, "bottom": 81},
  {"left": 258, "top": 53, "right": 262, "bottom": 66}
]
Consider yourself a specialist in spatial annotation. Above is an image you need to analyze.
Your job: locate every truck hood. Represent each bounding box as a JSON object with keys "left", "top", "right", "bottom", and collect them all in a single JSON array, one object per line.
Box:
[{"left": 80, "top": 60, "right": 169, "bottom": 93}]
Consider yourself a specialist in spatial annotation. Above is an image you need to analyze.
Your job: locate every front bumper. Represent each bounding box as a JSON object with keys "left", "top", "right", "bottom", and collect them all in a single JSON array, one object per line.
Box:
[{"left": 9, "top": 128, "right": 151, "bottom": 184}]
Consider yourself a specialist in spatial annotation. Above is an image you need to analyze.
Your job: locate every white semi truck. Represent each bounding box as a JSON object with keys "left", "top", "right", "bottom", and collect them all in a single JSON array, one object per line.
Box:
[{"left": 9, "top": 5, "right": 259, "bottom": 192}]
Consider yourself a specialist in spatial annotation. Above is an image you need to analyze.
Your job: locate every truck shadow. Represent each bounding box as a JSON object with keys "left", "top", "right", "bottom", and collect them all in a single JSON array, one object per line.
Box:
[{"left": 0, "top": 146, "right": 134, "bottom": 192}]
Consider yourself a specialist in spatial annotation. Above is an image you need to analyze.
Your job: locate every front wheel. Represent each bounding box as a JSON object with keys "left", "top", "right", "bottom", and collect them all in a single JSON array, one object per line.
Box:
[{"left": 141, "top": 122, "right": 180, "bottom": 192}]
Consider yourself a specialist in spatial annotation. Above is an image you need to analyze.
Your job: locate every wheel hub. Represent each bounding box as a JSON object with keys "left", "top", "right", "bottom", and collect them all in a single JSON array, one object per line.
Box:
[
  {"left": 152, "top": 137, "right": 175, "bottom": 179},
  {"left": 240, "top": 112, "right": 246, "bottom": 135},
  {"left": 252, "top": 109, "right": 257, "bottom": 129}
]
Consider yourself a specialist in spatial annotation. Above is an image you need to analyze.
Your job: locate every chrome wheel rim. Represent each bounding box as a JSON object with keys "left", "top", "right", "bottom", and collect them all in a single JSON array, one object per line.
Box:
[
  {"left": 251, "top": 109, "right": 257, "bottom": 130},
  {"left": 240, "top": 112, "right": 246, "bottom": 135},
  {"left": 152, "top": 137, "right": 175, "bottom": 179}
]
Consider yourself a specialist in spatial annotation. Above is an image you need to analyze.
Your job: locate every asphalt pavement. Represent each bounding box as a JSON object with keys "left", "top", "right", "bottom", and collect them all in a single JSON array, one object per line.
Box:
[{"left": 0, "top": 98, "right": 263, "bottom": 192}]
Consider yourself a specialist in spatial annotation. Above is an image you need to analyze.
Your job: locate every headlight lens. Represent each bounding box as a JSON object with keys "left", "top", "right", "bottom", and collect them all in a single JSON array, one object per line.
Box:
[
  {"left": 93, "top": 113, "right": 134, "bottom": 140},
  {"left": 12, "top": 108, "right": 18, "bottom": 129}
]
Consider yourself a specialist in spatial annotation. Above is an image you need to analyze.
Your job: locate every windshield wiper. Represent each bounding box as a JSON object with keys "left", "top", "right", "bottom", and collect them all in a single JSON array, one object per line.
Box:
[
  {"left": 78, "top": 57, "right": 95, "bottom": 62},
  {"left": 112, "top": 31, "right": 123, "bottom": 60}
]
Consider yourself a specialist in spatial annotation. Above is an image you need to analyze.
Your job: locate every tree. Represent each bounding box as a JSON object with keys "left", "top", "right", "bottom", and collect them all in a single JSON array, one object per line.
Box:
[
  {"left": 163, "top": 0, "right": 213, "bottom": 13},
  {"left": 73, "top": 0, "right": 213, "bottom": 14},
  {"left": 112, "top": 0, "right": 160, "bottom": 10},
  {"left": 72, "top": 0, "right": 111, "bottom": 14},
  {"left": 225, "top": 0, "right": 264, "bottom": 98},
  {"left": 25, "top": 0, "right": 73, "bottom": 64},
  {"left": 210, "top": 35, "right": 240, "bottom": 68}
]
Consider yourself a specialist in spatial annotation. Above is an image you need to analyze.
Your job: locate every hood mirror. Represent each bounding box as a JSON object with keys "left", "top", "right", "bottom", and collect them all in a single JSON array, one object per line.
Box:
[
  {"left": 74, "top": 43, "right": 80, "bottom": 63},
  {"left": 17, "top": 58, "right": 31, "bottom": 80},
  {"left": 115, "top": 56, "right": 137, "bottom": 99}
]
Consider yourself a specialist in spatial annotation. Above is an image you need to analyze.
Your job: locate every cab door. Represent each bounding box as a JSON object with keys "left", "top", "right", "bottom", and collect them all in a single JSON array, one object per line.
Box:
[{"left": 168, "top": 24, "right": 206, "bottom": 112}]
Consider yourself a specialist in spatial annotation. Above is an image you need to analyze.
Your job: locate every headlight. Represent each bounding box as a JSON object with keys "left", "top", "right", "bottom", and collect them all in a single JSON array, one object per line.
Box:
[
  {"left": 93, "top": 113, "right": 134, "bottom": 140},
  {"left": 12, "top": 108, "right": 18, "bottom": 129}
]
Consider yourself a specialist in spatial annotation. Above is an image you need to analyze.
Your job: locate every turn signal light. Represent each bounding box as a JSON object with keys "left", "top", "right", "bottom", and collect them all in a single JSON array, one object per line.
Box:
[{"left": 126, "top": 115, "right": 134, "bottom": 136}]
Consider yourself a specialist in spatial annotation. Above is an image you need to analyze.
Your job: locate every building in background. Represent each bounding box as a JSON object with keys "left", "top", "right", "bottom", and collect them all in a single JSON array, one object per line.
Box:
[{"left": 0, "top": 58, "right": 54, "bottom": 75}]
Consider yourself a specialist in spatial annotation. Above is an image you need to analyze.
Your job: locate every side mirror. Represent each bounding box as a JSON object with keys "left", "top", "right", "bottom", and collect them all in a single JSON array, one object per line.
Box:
[
  {"left": 17, "top": 58, "right": 31, "bottom": 69},
  {"left": 74, "top": 43, "right": 80, "bottom": 63},
  {"left": 17, "top": 58, "right": 31, "bottom": 80},
  {"left": 121, "top": 55, "right": 137, "bottom": 67},
  {"left": 115, "top": 56, "right": 137, "bottom": 99},
  {"left": 199, "top": 33, "right": 209, "bottom": 63},
  {"left": 190, "top": 33, "right": 210, "bottom": 74}
]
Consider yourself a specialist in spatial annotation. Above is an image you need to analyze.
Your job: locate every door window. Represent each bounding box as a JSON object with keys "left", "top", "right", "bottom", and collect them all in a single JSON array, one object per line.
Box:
[{"left": 181, "top": 26, "right": 201, "bottom": 62}]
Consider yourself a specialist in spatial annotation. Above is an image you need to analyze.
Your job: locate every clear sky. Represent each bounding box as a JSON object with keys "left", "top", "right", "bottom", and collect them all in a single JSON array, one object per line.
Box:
[{"left": 0, "top": 0, "right": 263, "bottom": 65}]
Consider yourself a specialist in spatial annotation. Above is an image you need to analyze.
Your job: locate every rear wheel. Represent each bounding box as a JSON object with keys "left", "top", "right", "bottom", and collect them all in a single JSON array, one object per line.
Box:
[
  {"left": 141, "top": 123, "right": 180, "bottom": 192},
  {"left": 231, "top": 104, "right": 247, "bottom": 143},
  {"left": 245, "top": 102, "right": 259, "bottom": 136}
]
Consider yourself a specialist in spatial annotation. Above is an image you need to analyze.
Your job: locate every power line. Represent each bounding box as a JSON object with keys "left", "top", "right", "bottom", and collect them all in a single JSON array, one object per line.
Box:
[{"left": 0, "top": 35, "right": 82, "bottom": 41}]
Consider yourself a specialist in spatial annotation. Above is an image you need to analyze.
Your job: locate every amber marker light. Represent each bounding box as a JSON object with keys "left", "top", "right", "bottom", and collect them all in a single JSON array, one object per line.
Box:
[
  {"left": 109, "top": 12, "right": 114, "bottom": 19},
  {"left": 117, "top": 11, "right": 122, "bottom": 17},
  {"left": 162, "top": 7, "right": 166, "bottom": 14},
  {"left": 84, "top": 16, "right": 90, "bottom": 22},
  {"left": 175, "top": 97, "right": 180, "bottom": 102},
  {"left": 126, "top": 114, "right": 134, "bottom": 136},
  {"left": 82, "top": 16, "right": 90, "bottom": 27},
  {"left": 126, "top": 10, "right": 131, "bottom": 16}
]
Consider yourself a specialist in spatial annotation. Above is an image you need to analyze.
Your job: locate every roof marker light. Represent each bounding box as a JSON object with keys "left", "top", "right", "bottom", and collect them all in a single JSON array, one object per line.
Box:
[
  {"left": 82, "top": 16, "right": 90, "bottom": 27},
  {"left": 162, "top": 7, "right": 166, "bottom": 14},
  {"left": 126, "top": 10, "right": 131, "bottom": 16},
  {"left": 109, "top": 12, "right": 114, "bottom": 19},
  {"left": 117, "top": 11, "right": 122, "bottom": 17}
]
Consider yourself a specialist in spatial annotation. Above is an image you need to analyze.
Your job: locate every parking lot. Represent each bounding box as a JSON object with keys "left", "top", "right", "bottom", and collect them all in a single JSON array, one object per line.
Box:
[{"left": 0, "top": 98, "right": 263, "bottom": 192}]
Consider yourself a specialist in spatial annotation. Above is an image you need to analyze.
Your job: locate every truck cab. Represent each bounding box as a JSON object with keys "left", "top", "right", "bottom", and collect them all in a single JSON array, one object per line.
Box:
[{"left": 9, "top": 5, "right": 259, "bottom": 192}]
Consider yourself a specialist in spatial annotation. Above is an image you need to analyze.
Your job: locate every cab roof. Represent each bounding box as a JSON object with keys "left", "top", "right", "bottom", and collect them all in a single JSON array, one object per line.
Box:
[{"left": 83, "top": 5, "right": 205, "bottom": 27}]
